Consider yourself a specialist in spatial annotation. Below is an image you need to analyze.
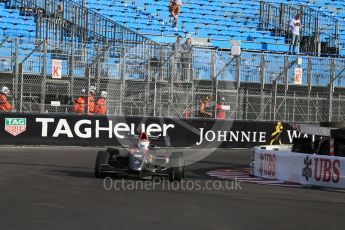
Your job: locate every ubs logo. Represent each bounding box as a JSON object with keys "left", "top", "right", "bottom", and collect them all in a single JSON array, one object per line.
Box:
[
  {"left": 259, "top": 153, "right": 276, "bottom": 176},
  {"left": 302, "top": 156, "right": 312, "bottom": 181}
]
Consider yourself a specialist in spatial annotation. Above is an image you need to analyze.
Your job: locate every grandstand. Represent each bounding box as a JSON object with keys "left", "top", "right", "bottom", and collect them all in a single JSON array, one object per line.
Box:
[{"left": 0, "top": 0, "right": 345, "bottom": 122}]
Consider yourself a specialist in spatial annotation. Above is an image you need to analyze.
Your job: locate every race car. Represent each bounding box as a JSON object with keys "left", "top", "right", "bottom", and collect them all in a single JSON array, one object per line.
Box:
[{"left": 94, "top": 132, "right": 185, "bottom": 181}]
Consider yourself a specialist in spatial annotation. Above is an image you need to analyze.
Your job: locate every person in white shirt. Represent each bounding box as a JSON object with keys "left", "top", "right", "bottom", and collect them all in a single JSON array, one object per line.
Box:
[{"left": 289, "top": 14, "right": 301, "bottom": 54}]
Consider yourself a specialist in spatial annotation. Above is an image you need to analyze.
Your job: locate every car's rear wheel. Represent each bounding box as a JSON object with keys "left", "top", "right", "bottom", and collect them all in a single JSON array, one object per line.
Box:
[
  {"left": 169, "top": 152, "right": 184, "bottom": 182},
  {"left": 95, "top": 151, "right": 110, "bottom": 178}
]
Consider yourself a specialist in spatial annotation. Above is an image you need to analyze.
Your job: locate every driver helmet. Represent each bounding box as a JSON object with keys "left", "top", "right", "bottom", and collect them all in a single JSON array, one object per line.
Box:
[
  {"left": 138, "top": 132, "right": 150, "bottom": 150},
  {"left": 0, "top": 86, "right": 10, "bottom": 95}
]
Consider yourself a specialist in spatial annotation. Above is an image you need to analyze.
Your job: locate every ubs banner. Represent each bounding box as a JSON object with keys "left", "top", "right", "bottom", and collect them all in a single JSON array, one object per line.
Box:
[{"left": 0, "top": 113, "right": 307, "bottom": 148}]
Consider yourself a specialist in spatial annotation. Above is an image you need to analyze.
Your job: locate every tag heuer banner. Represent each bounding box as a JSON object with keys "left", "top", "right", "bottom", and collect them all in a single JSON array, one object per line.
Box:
[{"left": 0, "top": 113, "right": 304, "bottom": 148}]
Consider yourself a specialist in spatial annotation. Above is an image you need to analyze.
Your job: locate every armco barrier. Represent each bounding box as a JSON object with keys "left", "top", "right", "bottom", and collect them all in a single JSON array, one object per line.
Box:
[
  {"left": 0, "top": 113, "right": 307, "bottom": 148},
  {"left": 252, "top": 146, "right": 345, "bottom": 189}
]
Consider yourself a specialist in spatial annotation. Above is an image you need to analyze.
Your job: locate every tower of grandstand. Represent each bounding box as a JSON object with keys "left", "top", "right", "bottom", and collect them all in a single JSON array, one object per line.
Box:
[{"left": 0, "top": 0, "right": 345, "bottom": 122}]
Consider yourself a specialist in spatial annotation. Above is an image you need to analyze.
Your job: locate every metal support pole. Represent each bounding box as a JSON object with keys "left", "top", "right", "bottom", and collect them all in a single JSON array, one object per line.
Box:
[
  {"left": 41, "top": 40, "right": 47, "bottom": 112},
  {"left": 236, "top": 55, "right": 241, "bottom": 90},
  {"left": 159, "top": 46, "right": 164, "bottom": 81},
  {"left": 145, "top": 47, "right": 151, "bottom": 116},
  {"left": 260, "top": 54, "right": 265, "bottom": 119},
  {"left": 211, "top": 51, "right": 217, "bottom": 110},
  {"left": 14, "top": 37, "right": 19, "bottom": 111},
  {"left": 307, "top": 58, "right": 312, "bottom": 122},
  {"left": 87, "top": 67, "right": 91, "bottom": 114},
  {"left": 293, "top": 92, "right": 295, "bottom": 122},
  {"left": 245, "top": 89, "right": 248, "bottom": 120},
  {"left": 19, "top": 64, "right": 24, "bottom": 113},
  {"left": 119, "top": 47, "right": 126, "bottom": 114},
  {"left": 236, "top": 55, "right": 241, "bottom": 119},
  {"left": 69, "top": 40, "right": 75, "bottom": 107},
  {"left": 96, "top": 46, "right": 101, "bottom": 89},
  {"left": 284, "top": 55, "right": 289, "bottom": 91},
  {"left": 284, "top": 55, "right": 289, "bottom": 120},
  {"left": 153, "top": 79, "right": 157, "bottom": 117},
  {"left": 328, "top": 59, "right": 335, "bottom": 122},
  {"left": 272, "top": 80, "right": 277, "bottom": 121}
]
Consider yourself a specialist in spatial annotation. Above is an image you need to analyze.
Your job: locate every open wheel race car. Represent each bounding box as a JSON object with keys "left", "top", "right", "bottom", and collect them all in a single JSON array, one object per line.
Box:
[{"left": 94, "top": 133, "right": 185, "bottom": 181}]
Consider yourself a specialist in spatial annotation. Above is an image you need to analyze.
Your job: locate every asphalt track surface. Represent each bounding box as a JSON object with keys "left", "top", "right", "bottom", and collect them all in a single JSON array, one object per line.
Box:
[{"left": 0, "top": 146, "right": 344, "bottom": 230}]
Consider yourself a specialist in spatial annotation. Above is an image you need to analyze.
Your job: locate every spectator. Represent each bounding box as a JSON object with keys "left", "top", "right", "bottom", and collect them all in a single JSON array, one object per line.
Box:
[
  {"left": 172, "top": 35, "right": 183, "bottom": 54},
  {"left": 182, "top": 106, "right": 192, "bottom": 118},
  {"left": 172, "top": 35, "right": 184, "bottom": 80},
  {"left": 198, "top": 96, "right": 212, "bottom": 118},
  {"left": 289, "top": 13, "right": 301, "bottom": 54},
  {"left": 215, "top": 97, "right": 226, "bottom": 120},
  {"left": 55, "top": 4, "right": 64, "bottom": 19},
  {"left": 182, "top": 37, "right": 193, "bottom": 81},
  {"left": 95, "top": 91, "right": 107, "bottom": 115},
  {"left": 169, "top": 0, "right": 183, "bottom": 27},
  {"left": 87, "top": 85, "right": 97, "bottom": 114},
  {"left": 73, "top": 89, "right": 86, "bottom": 114},
  {"left": 0, "top": 86, "right": 12, "bottom": 112}
]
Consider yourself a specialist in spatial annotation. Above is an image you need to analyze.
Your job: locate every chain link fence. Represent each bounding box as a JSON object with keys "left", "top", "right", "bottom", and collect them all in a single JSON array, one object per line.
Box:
[{"left": 1, "top": 36, "right": 345, "bottom": 122}]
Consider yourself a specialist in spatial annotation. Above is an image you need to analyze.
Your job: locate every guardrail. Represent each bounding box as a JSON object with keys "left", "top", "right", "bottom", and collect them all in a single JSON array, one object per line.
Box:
[{"left": 251, "top": 146, "right": 345, "bottom": 189}]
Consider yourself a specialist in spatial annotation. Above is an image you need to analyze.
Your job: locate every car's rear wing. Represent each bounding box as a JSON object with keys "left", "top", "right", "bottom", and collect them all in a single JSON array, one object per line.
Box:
[
  {"left": 292, "top": 122, "right": 345, "bottom": 139},
  {"left": 291, "top": 123, "right": 334, "bottom": 137}
]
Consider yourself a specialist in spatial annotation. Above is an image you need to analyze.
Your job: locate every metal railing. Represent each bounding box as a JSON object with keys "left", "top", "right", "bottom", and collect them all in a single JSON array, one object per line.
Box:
[
  {"left": 1, "top": 36, "right": 345, "bottom": 122},
  {"left": 7, "top": 0, "right": 157, "bottom": 47},
  {"left": 259, "top": 1, "right": 339, "bottom": 55}
]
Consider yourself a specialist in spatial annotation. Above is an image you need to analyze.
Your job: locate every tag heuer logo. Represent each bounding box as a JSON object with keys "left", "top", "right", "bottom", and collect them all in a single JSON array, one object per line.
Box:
[{"left": 5, "top": 118, "right": 27, "bottom": 136}]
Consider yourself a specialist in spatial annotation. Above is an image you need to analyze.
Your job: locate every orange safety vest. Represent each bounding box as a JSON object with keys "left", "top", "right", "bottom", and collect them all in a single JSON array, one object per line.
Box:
[
  {"left": 87, "top": 95, "right": 95, "bottom": 113},
  {"left": 73, "top": 96, "right": 86, "bottom": 113},
  {"left": 215, "top": 103, "right": 226, "bottom": 119},
  {"left": 0, "top": 93, "right": 12, "bottom": 112},
  {"left": 95, "top": 97, "right": 107, "bottom": 115}
]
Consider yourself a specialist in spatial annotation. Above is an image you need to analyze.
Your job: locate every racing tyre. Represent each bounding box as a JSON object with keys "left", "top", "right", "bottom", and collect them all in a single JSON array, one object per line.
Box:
[
  {"left": 169, "top": 152, "right": 184, "bottom": 182},
  {"left": 95, "top": 151, "right": 110, "bottom": 178}
]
